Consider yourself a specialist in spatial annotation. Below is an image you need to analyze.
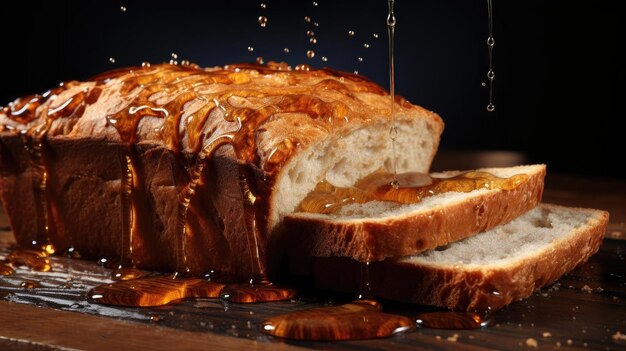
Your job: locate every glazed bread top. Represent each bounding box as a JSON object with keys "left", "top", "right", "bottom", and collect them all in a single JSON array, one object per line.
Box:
[{"left": 0, "top": 62, "right": 444, "bottom": 232}]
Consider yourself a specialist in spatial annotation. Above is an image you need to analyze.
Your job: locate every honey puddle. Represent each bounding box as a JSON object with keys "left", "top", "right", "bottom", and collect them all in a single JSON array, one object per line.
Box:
[
  {"left": 5, "top": 249, "right": 52, "bottom": 272},
  {"left": 261, "top": 299, "right": 413, "bottom": 341}
]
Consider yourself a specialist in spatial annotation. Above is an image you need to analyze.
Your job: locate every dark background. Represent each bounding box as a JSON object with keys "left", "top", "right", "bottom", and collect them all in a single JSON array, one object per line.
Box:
[{"left": 0, "top": 0, "right": 623, "bottom": 178}]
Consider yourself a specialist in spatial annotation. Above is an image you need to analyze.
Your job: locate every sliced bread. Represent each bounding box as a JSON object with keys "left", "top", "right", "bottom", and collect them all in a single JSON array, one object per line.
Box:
[
  {"left": 312, "top": 204, "right": 609, "bottom": 311},
  {"left": 281, "top": 164, "right": 546, "bottom": 262}
]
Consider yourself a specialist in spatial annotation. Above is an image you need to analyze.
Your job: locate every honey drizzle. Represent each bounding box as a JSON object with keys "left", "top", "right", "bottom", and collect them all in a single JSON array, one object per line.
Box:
[
  {"left": 2, "top": 82, "right": 96, "bottom": 258},
  {"left": 297, "top": 171, "right": 528, "bottom": 215},
  {"left": 486, "top": 0, "right": 495, "bottom": 112},
  {"left": 387, "top": 0, "right": 399, "bottom": 188}
]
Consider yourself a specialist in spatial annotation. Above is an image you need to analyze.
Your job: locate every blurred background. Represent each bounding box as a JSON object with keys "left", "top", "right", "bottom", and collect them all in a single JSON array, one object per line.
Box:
[{"left": 0, "top": 0, "right": 622, "bottom": 178}]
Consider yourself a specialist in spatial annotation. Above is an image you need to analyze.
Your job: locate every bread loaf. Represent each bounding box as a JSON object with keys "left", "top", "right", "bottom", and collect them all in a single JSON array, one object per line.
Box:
[{"left": 0, "top": 62, "right": 443, "bottom": 278}]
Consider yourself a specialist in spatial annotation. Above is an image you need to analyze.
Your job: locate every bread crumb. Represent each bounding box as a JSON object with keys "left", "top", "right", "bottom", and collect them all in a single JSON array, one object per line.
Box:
[
  {"left": 526, "top": 338, "right": 538, "bottom": 348},
  {"left": 543, "top": 332, "right": 552, "bottom": 337},
  {"left": 435, "top": 336, "right": 441, "bottom": 340},
  {"left": 556, "top": 341, "right": 561, "bottom": 347},
  {"left": 581, "top": 285, "right": 593, "bottom": 293},
  {"left": 567, "top": 339, "right": 573, "bottom": 345},
  {"left": 447, "top": 334, "right": 459, "bottom": 342},
  {"left": 613, "top": 331, "right": 626, "bottom": 341}
]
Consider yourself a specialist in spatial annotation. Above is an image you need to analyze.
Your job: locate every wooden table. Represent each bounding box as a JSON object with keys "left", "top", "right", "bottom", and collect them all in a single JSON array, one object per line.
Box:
[{"left": 1, "top": 170, "right": 625, "bottom": 350}]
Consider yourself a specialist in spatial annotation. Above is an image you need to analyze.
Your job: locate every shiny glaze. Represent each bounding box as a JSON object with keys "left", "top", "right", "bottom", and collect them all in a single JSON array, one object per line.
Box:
[
  {"left": 0, "top": 263, "right": 14, "bottom": 276},
  {"left": 416, "top": 311, "right": 490, "bottom": 329},
  {"left": 297, "top": 170, "right": 529, "bottom": 214},
  {"left": 5, "top": 249, "right": 52, "bottom": 272}
]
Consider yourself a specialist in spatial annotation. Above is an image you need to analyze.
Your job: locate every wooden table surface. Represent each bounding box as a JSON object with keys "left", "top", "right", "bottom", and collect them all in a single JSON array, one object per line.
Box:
[{"left": 1, "top": 168, "right": 625, "bottom": 350}]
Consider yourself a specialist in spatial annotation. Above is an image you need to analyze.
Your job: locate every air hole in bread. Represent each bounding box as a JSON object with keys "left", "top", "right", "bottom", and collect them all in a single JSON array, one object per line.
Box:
[
  {"left": 532, "top": 208, "right": 553, "bottom": 228},
  {"left": 435, "top": 244, "right": 450, "bottom": 252}
]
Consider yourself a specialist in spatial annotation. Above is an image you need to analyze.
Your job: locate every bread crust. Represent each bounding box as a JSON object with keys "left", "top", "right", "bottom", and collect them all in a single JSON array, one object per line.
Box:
[
  {"left": 312, "top": 204, "right": 609, "bottom": 311},
  {"left": 282, "top": 165, "right": 546, "bottom": 262}
]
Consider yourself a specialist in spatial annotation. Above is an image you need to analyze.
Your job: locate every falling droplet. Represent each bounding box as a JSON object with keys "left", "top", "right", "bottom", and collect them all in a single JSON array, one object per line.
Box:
[
  {"left": 256, "top": 57, "right": 265, "bottom": 64},
  {"left": 487, "top": 69, "right": 495, "bottom": 80},
  {"left": 321, "top": 56, "right": 328, "bottom": 62},
  {"left": 181, "top": 60, "right": 190, "bottom": 66},
  {"left": 348, "top": 30, "right": 355, "bottom": 37},
  {"left": 487, "top": 103, "right": 495, "bottom": 112},
  {"left": 357, "top": 57, "right": 363, "bottom": 62},
  {"left": 260, "top": 3, "right": 267, "bottom": 9},
  {"left": 481, "top": 82, "right": 486, "bottom": 87},
  {"left": 306, "top": 50, "right": 315, "bottom": 59},
  {"left": 283, "top": 48, "right": 290, "bottom": 53},
  {"left": 363, "top": 43, "right": 370, "bottom": 48},
  {"left": 169, "top": 59, "right": 178, "bottom": 65},
  {"left": 312, "top": 1, "right": 318, "bottom": 6},
  {"left": 373, "top": 33, "right": 379, "bottom": 39},
  {"left": 307, "top": 30, "right": 315, "bottom": 37},
  {"left": 171, "top": 53, "right": 178, "bottom": 59},
  {"left": 248, "top": 46, "right": 254, "bottom": 52},
  {"left": 304, "top": 16, "right": 311, "bottom": 23},
  {"left": 141, "top": 62, "right": 151, "bottom": 68},
  {"left": 120, "top": 6, "right": 127, "bottom": 12},
  {"left": 310, "top": 38, "right": 317, "bottom": 44},
  {"left": 258, "top": 16, "right": 268, "bottom": 28},
  {"left": 314, "top": 22, "right": 319, "bottom": 27},
  {"left": 109, "top": 57, "right": 116, "bottom": 63},
  {"left": 354, "top": 70, "right": 359, "bottom": 74}
]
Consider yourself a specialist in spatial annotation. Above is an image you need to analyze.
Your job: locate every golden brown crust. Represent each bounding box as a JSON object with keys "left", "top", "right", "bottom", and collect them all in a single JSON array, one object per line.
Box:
[
  {"left": 311, "top": 205, "right": 608, "bottom": 311},
  {"left": 282, "top": 165, "right": 546, "bottom": 262}
]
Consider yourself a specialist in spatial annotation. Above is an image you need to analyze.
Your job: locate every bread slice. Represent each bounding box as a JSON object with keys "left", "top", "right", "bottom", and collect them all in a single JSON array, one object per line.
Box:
[
  {"left": 281, "top": 164, "right": 546, "bottom": 263},
  {"left": 312, "top": 204, "right": 609, "bottom": 311}
]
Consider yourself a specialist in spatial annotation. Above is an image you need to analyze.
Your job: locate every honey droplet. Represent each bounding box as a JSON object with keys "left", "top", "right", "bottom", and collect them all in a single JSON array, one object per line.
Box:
[
  {"left": 260, "top": 3, "right": 267, "bottom": 9},
  {"left": 373, "top": 33, "right": 379, "bottom": 39},
  {"left": 416, "top": 311, "right": 489, "bottom": 329},
  {"left": 304, "top": 16, "right": 311, "bottom": 23},
  {"left": 5, "top": 250, "right": 52, "bottom": 272},
  {"left": 171, "top": 53, "right": 178, "bottom": 59},
  {"left": 358, "top": 57, "right": 363, "bottom": 62},
  {"left": 321, "top": 56, "right": 328, "bottom": 62},
  {"left": 310, "top": 38, "right": 317, "bottom": 44},
  {"left": 314, "top": 22, "right": 319, "bottom": 27},
  {"left": 21, "top": 280, "right": 39, "bottom": 289},
  {"left": 487, "top": 103, "right": 495, "bottom": 112},
  {"left": 363, "top": 43, "right": 370, "bottom": 48},
  {"left": 256, "top": 57, "right": 265, "bottom": 64},
  {"left": 353, "top": 70, "right": 359, "bottom": 74},
  {"left": 306, "top": 50, "right": 315, "bottom": 59},
  {"left": 312, "top": 1, "right": 318, "bottom": 6},
  {"left": 111, "top": 266, "right": 150, "bottom": 281},
  {"left": 0, "top": 263, "right": 15, "bottom": 276},
  {"left": 481, "top": 82, "right": 487, "bottom": 87},
  {"left": 283, "top": 48, "right": 290, "bottom": 53},
  {"left": 247, "top": 46, "right": 254, "bottom": 52},
  {"left": 258, "top": 16, "right": 268, "bottom": 27},
  {"left": 348, "top": 30, "right": 355, "bottom": 37},
  {"left": 109, "top": 57, "right": 116, "bottom": 63},
  {"left": 141, "top": 61, "right": 151, "bottom": 68},
  {"left": 120, "top": 6, "right": 127, "bottom": 12},
  {"left": 307, "top": 30, "right": 315, "bottom": 37}
]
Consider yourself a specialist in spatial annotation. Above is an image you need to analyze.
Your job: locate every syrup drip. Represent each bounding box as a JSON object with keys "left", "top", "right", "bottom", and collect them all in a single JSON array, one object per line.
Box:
[
  {"left": 297, "top": 171, "right": 528, "bottom": 214},
  {"left": 5, "top": 249, "right": 52, "bottom": 272},
  {"left": 416, "top": 311, "right": 489, "bottom": 329},
  {"left": 486, "top": 0, "right": 495, "bottom": 112},
  {"left": 3, "top": 82, "right": 99, "bottom": 255},
  {"left": 387, "top": 0, "right": 399, "bottom": 188},
  {"left": 88, "top": 275, "right": 225, "bottom": 307},
  {"left": 0, "top": 263, "right": 15, "bottom": 276}
]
